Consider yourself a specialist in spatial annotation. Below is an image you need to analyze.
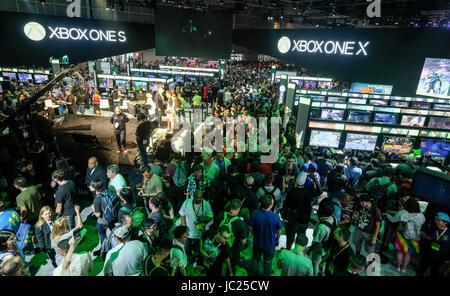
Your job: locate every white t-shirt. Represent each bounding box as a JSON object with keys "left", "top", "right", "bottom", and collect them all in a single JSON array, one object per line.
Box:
[
  {"left": 179, "top": 199, "right": 213, "bottom": 239},
  {"left": 103, "top": 240, "right": 148, "bottom": 276},
  {"left": 53, "top": 252, "right": 93, "bottom": 276},
  {"left": 109, "top": 174, "right": 127, "bottom": 193}
]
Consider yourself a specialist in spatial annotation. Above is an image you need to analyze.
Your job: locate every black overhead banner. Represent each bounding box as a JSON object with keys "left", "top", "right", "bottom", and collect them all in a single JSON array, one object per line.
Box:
[
  {"left": 0, "top": 12, "right": 155, "bottom": 67},
  {"left": 232, "top": 28, "right": 450, "bottom": 96}
]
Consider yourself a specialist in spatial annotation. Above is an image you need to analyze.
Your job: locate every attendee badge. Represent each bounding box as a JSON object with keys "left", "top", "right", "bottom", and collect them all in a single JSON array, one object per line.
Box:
[{"left": 431, "top": 242, "right": 441, "bottom": 251}]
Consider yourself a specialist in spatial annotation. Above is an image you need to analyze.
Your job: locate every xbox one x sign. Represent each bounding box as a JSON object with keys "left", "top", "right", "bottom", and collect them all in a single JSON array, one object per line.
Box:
[
  {"left": 24, "top": 22, "right": 126, "bottom": 42},
  {"left": 277, "top": 36, "right": 370, "bottom": 56}
]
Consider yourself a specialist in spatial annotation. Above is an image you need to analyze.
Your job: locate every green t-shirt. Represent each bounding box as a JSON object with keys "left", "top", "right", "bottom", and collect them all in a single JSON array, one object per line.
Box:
[
  {"left": 395, "top": 163, "right": 416, "bottom": 178},
  {"left": 178, "top": 96, "right": 185, "bottom": 110},
  {"left": 192, "top": 95, "right": 202, "bottom": 106},
  {"left": 16, "top": 186, "right": 40, "bottom": 221},
  {"left": 365, "top": 177, "right": 397, "bottom": 197}
]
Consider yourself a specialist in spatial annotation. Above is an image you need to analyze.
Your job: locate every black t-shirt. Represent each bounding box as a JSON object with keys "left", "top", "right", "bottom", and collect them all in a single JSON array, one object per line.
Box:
[
  {"left": 201, "top": 229, "right": 231, "bottom": 276},
  {"left": 215, "top": 211, "right": 248, "bottom": 248},
  {"left": 326, "top": 243, "right": 355, "bottom": 275},
  {"left": 327, "top": 171, "right": 348, "bottom": 193},
  {"left": 144, "top": 256, "right": 170, "bottom": 276},
  {"left": 136, "top": 120, "right": 152, "bottom": 143},
  {"left": 283, "top": 187, "right": 312, "bottom": 224},
  {"left": 55, "top": 180, "right": 77, "bottom": 216},
  {"left": 241, "top": 187, "right": 259, "bottom": 215}
]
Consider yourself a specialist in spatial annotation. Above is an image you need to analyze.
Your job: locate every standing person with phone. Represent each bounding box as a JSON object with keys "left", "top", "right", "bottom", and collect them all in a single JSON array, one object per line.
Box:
[
  {"left": 53, "top": 235, "right": 93, "bottom": 276},
  {"left": 110, "top": 107, "right": 129, "bottom": 154}
]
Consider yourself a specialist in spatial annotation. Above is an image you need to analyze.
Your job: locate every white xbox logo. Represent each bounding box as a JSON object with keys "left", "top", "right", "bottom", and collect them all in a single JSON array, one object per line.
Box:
[
  {"left": 279, "top": 85, "right": 286, "bottom": 92},
  {"left": 277, "top": 36, "right": 291, "bottom": 54},
  {"left": 24, "top": 22, "right": 46, "bottom": 41}
]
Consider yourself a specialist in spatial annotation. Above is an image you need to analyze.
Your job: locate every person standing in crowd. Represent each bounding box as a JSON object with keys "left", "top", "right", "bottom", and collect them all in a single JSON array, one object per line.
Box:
[
  {"left": 277, "top": 234, "right": 313, "bottom": 276},
  {"left": 52, "top": 169, "right": 78, "bottom": 230},
  {"left": 316, "top": 150, "right": 333, "bottom": 187},
  {"left": 144, "top": 238, "right": 176, "bottom": 276},
  {"left": 106, "top": 164, "right": 127, "bottom": 196},
  {"left": 110, "top": 107, "right": 129, "bottom": 154},
  {"left": 54, "top": 237, "right": 93, "bottom": 276},
  {"left": 248, "top": 196, "right": 282, "bottom": 276},
  {"left": 171, "top": 225, "right": 188, "bottom": 276},
  {"left": 135, "top": 113, "right": 152, "bottom": 167},
  {"left": 90, "top": 179, "right": 117, "bottom": 248},
  {"left": 186, "top": 164, "right": 209, "bottom": 199},
  {"left": 13, "top": 177, "right": 40, "bottom": 225},
  {"left": 35, "top": 206, "right": 58, "bottom": 268},
  {"left": 256, "top": 173, "right": 282, "bottom": 213},
  {"left": 154, "top": 87, "right": 165, "bottom": 127},
  {"left": 176, "top": 91, "right": 185, "bottom": 121},
  {"left": 323, "top": 226, "right": 354, "bottom": 276},
  {"left": 344, "top": 157, "right": 363, "bottom": 189},
  {"left": 92, "top": 91, "right": 102, "bottom": 116},
  {"left": 85, "top": 157, "right": 107, "bottom": 195},
  {"left": 138, "top": 165, "right": 163, "bottom": 215}
]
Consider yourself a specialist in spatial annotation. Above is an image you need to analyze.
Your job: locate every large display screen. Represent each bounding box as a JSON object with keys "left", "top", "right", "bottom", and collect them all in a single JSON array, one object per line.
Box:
[
  {"left": 302, "top": 80, "right": 317, "bottom": 89},
  {"left": 381, "top": 136, "right": 414, "bottom": 154},
  {"left": 350, "top": 82, "right": 393, "bottom": 95},
  {"left": 420, "top": 140, "right": 450, "bottom": 157},
  {"left": 115, "top": 80, "right": 129, "bottom": 90},
  {"left": 320, "top": 109, "right": 344, "bottom": 121},
  {"left": 33, "top": 74, "right": 48, "bottom": 84},
  {"left": 18, "top": 73, "right": 32, "bottom": 82},
  {"left": 345, "top": 133, "right": 378, "bottom": 151},
  {"left": 347, "top": 111, "right": 371, "bottom": 123},
  {"left": 433, "top": 104, "right": 450, "bottom": 111},
  {"left": 416, "top": 58, "right": 450, "bottom": 99},
  {"left": 369, "top": 99, "right": 388, "bottom": 106},
  {"left": 3, "top": 72, "right": 17, "bottom": 81},
  {"left": 348, "top": 98, "right": 366, "bottom": 104},
  {"left": 411, "top": 102, "right": 430, "bottom": 109},
  {"left": 373, "top": 113, "right": 398, "bottom": 125},
  {"left": 328, "top": 96, "right": 346, "bottom": 103},
  {"left": 412, "top": 170, "right": 450, "bottom": 208},
  {"left": 99, "top": 78, "right": 113, "bottom": 89},
  {"left": 132, "top": 81, "right": 148, "bottom": 91},
  {"left": 390, "top": 101, "right": 409, "bottom": 107},
  {"left": 310, "top": 96, "right": 326, "bottom": 101},
  {"left": 309, "top": 130, "right": 341, "bottom": 148},
  {"left": 155, "top": 9, "right": 232, "bottom": 59},
  {"left": 428, "top": 117, "right": 450, "bottom": 130},
  {"left": 317, "top": 81, "right": 331, "bottom": 90},
  {"left": 400, "top": 115, "right": 426, "bottom": 127},
  {"left": 290, "top": 79, "right": 302, "bottom": 87}
]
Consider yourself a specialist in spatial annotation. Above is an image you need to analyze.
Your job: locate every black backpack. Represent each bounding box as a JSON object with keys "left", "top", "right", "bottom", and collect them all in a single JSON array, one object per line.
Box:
[
  {"left": 369, "top": 178, "right": 392, "bottom": 201},
  {"left": 262, "top": 186, "right": 277, "bottom": 201}
]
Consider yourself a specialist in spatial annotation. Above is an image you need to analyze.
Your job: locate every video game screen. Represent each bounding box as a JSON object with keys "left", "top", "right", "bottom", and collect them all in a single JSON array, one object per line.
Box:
[
  {"left": 390, "top": 101, "right": 409, "bottom": 107},
  {"left": 416, "top": 58, "right": 450, "bottom": 99},
  {"left": 400, "top": 115, "right": 426, "bottom": 127},
  {"left": 328, "top": 96, "right": 346, "bottom": 103},
  {"left": 320, "top": 109, "right": 344, "bottom": 120},
  {"left": 373, "top": 113, "right": 398, "bottom": 125},
  {"left": 317, "top": 81, "right": 331, "bottom": 90},
  {"left": 132, "top": 81, "right": 148, "bottom": 91},
  {"left": 433, "top": 104, "right": 450, "bottom": 111},
  {"left": 134, "top": 72, "right": 144, "bottom": 77},
  {"left": 347, "top": 111, "right": 371, "bottom": 123},
  {"left": 175, "top": 75, "right": 184, "bottom": 82},
  {"left": 2, "top": 72, "right": 17, "bottom": 81},
  {"left": 187, "top": 76, "right": 197, "bottom": 81},
  {"left": 348, "top": 98, "right": 366, "bottom": 104},
  {"left": 369, "top": 99, "right": 388, "bottom": 106},
  {"left": 18, "top": 73, "right": 32, "bottom": 82},
  {"left": 428, "top": 117, "right": 450, "bottom": 130},
  {"left": 159, "top": 74, "right": 170, "bottom": 79},
  {"left": 33, "top": 74, "right": 48, "bottom": 84},
  {"left": 420, "top": 140, "right": 450, "bottom": 157},
  {"left": 310, "top": 96, "right": 326, "bottom": 101},
  {"left": 381, "top": 136, "right": 414, "bottom": 154},
  {"left": 309, "top": 130, "right": 341, "bottom": 148},
  {"left": 345, "top": 133, "right": 378, "bottom": 151},
  {"left": 411, "top": 102, "right": 430, "bottom": 109},
  {"left": 99, "top": 78, "right": 114, "bottom": 89},
  {"left": 412, "top": 170, "right": 450, "bottom": 208},
  {"left": 303, "top": 80, "right": 317, "bottom": 89},
  {"left": 147, "top": 73, "right": 156, "bottom": 78},
  {"left": 115, "top": 80, "right": 129, "bottom": 90},
  {"left": 290, "top": 79, "right": 302, "bottom": 87}
]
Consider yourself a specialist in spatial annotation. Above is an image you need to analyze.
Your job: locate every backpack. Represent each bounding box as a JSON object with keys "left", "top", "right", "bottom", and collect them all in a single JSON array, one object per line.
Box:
[
  {"left": 173, "top": 162, "right": 187, "bottom": 187},
  {"left": 262, "top": 186, "right": 277, "bottom": 201},
  {"left": 318, "top": 215, "right": 338, "bottom": 251},
  {"left": 98, "top": 190, "right": 121, "bottom": 223},
  {"left": 219, "top": 212, "right": 241, "bottom": 247},
  {"left": 120, "top": 206, "right": 146, "bottom": 231},
  {"left": 100, "top": 226, "right": 119, "bottom": 259},
  {"left": 369, "top": 178, "right": 392, "bottom": 201}
]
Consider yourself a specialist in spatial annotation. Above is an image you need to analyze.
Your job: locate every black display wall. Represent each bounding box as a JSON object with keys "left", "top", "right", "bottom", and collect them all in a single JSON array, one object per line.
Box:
[{"left": 232, "top": 28, "right": 450, "bottom": 96}]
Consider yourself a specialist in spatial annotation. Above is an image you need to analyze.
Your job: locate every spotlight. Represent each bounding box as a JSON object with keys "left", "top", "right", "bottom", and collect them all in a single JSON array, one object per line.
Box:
[{"left": 39, "top": 0, "right": 46, "bottom": 4}]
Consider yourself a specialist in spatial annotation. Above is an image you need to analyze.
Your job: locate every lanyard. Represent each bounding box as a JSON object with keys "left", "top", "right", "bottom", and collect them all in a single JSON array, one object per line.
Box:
[
  {"left": 333, "top": 243, "right": 350, "bottom": 261},
  {"left": 193, "top": 200, "right": 204, "bottom": 218},
  {"left": 436, "top": 228, "right": 447, "bottom": 241}
]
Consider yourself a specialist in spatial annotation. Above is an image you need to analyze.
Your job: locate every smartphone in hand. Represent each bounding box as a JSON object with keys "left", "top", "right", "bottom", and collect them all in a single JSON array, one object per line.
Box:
[{"left": 73, "top": 227, "right": 81, "bottom": 241}]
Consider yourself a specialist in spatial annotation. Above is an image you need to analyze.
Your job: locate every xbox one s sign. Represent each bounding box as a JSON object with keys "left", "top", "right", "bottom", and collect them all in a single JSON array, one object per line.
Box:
[
  {"left": 277, "top": 36, "right": 370, "bottom": 56},
  {"left": 24, "top": 22, "right": 126, "bottom": 42}
]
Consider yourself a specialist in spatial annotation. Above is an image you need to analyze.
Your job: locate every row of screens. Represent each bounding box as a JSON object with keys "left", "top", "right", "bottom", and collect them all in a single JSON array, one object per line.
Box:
[
  {"left": 132, "top": 72, "right": 198, "bottom": 83},
  {"left": 99, "top": 78, "right": 167, "bottom": 92},
  {"left": 290, "top": 80, "right": 332, "bottom": 90},
  {"left": 312, "top": 109, "right": 450, "bottom": 130},
  {"left": 309, "top": 96, "right": 450, "bottom": 110},
  {"left": 2, "top": 72, "right": 49, "bottom": 84},
  {"left": 308, "top": 130, "right": 450, "bottom": 157}
]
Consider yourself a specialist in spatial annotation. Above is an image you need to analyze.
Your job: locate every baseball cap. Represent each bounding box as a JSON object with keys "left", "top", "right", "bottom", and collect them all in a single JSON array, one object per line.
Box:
[
  {"left": 151, "top": 165, "right": 163, "bottom": 176},
  {"left": 113, "top": 226, "right": 130, "bottom": 239},
  {"left": 435, "top": 212, "right": 450, "bottom": 223}
]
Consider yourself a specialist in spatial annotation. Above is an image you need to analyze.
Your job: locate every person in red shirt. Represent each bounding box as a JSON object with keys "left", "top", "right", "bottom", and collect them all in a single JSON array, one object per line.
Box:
[{"left": 92, "top": 91, "right": 102, "bottom": 116}]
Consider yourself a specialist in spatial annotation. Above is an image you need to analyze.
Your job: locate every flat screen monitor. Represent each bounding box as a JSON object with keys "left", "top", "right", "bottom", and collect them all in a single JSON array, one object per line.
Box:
[
  {"left": 290, "top": 79, "right": 302, "bottom": 87},
  {"left": 420, "top": 140, "right": 450, "bottom": 157},
  {"left": 347, "top": 111, "right": 371, "bottom": 123},
  {"left": 159, "top": 74, "right": 170, "bottom": 79},
  {"left": 416, "top": 58, "right": 450, "bottom": 99},
  {"left": 317, "top": 81, "right": 331, "bottom": 90},
  {"left": 309, "top": 130, "right": 341, "bottom": 148},
  {"left": 369, "top": 99, "right": 388, "bottom": 106},
  {"left": 345, "top": 133, "right": 378, "bottom": 151},
  {"left": 348, "top": 98, "right": 366, "bottom": 104},
  {"left": 428, "top": 117, "right": 450, "bottom": 130},
  {"left": 400, "top": 115, "right": 426, "bottom": 127},
  {"left": 411, "top": 102, "right": 430, "bottom": 109},
  {"left": 2, "top": 72, "right": 17, "bottom": 81},
  {"left": 381, "top": 136, "right": 414, "bottom": 154},
  {"left": 373, "top": 113, "right": 398, "bottom": 125},
  {"left": 390, "top": 101, "right": 409, "bottom": 107},
  {"left": 99, "top": 78, "right": 113, "bottom": 89},
  {"left": 175, "top": 75, "right": 184, "bottom": 82},
  {"left": 33, "top": 74, "right": 48, "bottom": 84},
  {"left": 328, "top": 96, "right": 346, "bottom": 103},
  {"left": 411, "top": 168, "right": 450, "bottom": 208},
  {"left": 310, "top": 96, "right": 326, "bottom": 101},
  {"left": 302, "top": 80, "right": 317, "bottom": 89},
  {"left": 132, "top": 81, "right": 148, "bottom": 91},
  {"left": 134, "top": 72, "right": 144, "bottom": 77},
  {"left": 115, "top": 80, "right": 129, "bottom": 90},
  {"left": 146, "top": 73, "right": 156, "bottom": 78},
  {"left": 320, "top": 109, "right": 344, "bottom": 121},
  {"left": 18, "top": 73, "right": 32, "bottom": 82},
  {"left": 433, "top": 104, "right": 450, "bottom": 111},
  {"left": 187, "top": 76, "right": 197, "bottom": 81}
]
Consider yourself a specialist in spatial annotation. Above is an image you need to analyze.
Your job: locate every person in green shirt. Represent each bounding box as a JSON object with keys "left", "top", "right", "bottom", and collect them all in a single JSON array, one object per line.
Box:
[
  {"left": 176, "top": 91, "right": 185, "bottom": 119},
  {"left": 365, "top": 166, "right": 397, "bottom": 198},
  {"left": 13, "top": 177, "right": 41, "bottom": 225},
  {"left": 395, "top": 154, "right": 417, "bottom": 182},
  {"left": 192, "top": 91, "right": 202, "bottom": 107}
]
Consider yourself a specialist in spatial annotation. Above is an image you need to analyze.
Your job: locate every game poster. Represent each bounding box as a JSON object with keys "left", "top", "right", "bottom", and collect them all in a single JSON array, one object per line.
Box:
[{"left": 416, "top": 58, "right": 450, "bottom": 99}]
